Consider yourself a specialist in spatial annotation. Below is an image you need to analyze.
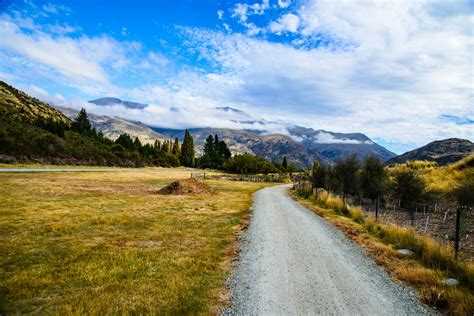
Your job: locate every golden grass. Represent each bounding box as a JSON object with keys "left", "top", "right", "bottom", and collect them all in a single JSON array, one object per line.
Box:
[
  {"left": 387, "top": 154, "right": 474, "bottom": 196},
  {"left": 292, "top": 190, "right": 474, "bottom": 315},
  {"left": 0, "top": 168, "right": 273, "bottom": 314}
]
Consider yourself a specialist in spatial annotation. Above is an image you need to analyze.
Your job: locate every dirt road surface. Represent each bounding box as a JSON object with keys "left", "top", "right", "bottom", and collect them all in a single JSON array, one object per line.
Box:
[{"left": 225, "top": 184, "right": 432, "bottom": 315}]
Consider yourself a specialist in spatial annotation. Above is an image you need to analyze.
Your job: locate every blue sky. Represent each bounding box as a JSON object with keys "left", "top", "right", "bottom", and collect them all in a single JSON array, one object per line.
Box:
[{"left": 0, "top": 0, "right": 473, "bottom": 154}]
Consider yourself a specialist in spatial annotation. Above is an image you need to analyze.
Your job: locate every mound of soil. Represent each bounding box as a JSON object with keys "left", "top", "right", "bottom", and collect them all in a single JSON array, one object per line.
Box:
[{"left": 157, "top": 178, "right": 214, "bottom": 195}]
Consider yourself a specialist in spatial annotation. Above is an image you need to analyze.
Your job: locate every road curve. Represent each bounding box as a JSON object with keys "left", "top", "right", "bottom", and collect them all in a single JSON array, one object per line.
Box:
[{"left": 225, "top": 184, "right": 431, "bottom": 315}]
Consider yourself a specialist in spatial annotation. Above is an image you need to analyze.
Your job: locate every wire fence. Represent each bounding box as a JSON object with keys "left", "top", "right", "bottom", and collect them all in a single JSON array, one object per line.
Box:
[{"left": 293, "top": 181, "right": 473, "bottom": 261}]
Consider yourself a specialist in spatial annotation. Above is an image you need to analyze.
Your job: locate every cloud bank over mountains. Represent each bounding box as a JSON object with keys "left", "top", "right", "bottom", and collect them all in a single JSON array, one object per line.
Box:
[{"left": 0, "top": 0, "right": 472, "bottom": 153}]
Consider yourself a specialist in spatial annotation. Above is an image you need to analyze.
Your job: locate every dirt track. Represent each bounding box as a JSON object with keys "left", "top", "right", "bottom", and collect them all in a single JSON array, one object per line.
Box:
[{"left": 225, "top": 184, "right": 432, "bottom": 315}]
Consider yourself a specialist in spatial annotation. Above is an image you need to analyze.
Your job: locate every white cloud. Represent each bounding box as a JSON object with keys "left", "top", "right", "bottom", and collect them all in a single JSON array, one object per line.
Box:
[
  {"left": 30, "top": 84, "right": 48, "bottom": 96},
  {"left": 269, "top": 13, "right": 300, "bottom": 34},
  {"left": 0, "top": 19, "right": 128, "bottom": 83},
  {"left": 233, "top": 0, "right": 270, "bottom": 19},
  {"left": 277, "top": 0, "right": 291, "bottom": 9},
  {"left": 42, "top": 3, "right": 71, "bottom": 15},
  {"left": 313, "top": 132, "right": 372, "bottom": 144},
  {"left": 176, "top": 0, "right": 473, "bottom": 148},
  {"left": 217, "top": 10, "right": 224, "bottom": 20}
]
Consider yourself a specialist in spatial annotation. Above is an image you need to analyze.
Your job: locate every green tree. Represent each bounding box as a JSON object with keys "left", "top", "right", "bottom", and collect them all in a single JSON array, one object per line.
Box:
[
  {"left": 71, "top": 108, "right": 92, "bottom": 134},
  {"left": 282, "top": 156, "right": 288, "bottom": 170},
  {"left": 217, "top": 140, "right": 231, "bottom": 160},
  {"left": 360, "top": 156, "right": 388, "bottom": 219},
  {"left": 204, "top": 135, "right": 214, "bottom": 154},
  {"left": 179, "top": 129, "right": 195, "bottom": 167},
  {"left": 334, "top": 155, "right": 360, "bottom": 203},
  {"left": 392, "top": 169, "right": 426, "bottom": 210},
  {"left": 312, "top": 160, "right": 327, "bottom": 189},
  {"left": 172, "top": 137, "right": 181, "bottom": 156},
  {"left": 115, "top": 133, "right": 135, "bottom": 149},
  {"left": 133, "top": 137, "right": 142, "bottom": 150}
]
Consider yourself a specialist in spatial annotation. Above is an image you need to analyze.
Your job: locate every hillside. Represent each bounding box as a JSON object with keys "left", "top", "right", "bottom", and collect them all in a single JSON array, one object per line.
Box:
[
  {"left": 0, "top": 81, "right": 176, "bottom": 167},
  {"left": 288, "top": 126, "right": 396, "bottom": 162},
  {"left": 151, "top": 127, "right": 328, "bottom": 167},
  {"left": 0, "top": 81, "right": 69, "bottom": 124},
  {"left": 152, "top": 126, "right": 393, "bottom": 167},
  {"left": 56, "top": 106, "right": 167, "bottom": 144},
  {"left": 387, "top": 138, "right": 474, "bottom": 166}
]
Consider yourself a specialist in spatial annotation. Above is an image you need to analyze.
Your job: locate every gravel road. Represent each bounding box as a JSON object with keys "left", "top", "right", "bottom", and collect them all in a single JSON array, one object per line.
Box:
[
  {"left": 224, "top": 184, "right": 433, "bottom": 315},
  {"left": 0, "top": 168, "right": 133, "bottom": 173}
]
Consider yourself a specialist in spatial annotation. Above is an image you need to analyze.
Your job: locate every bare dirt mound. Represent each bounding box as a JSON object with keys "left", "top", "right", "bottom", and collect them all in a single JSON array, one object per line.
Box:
[{"left": 157, "top": 178, "right": 215, "bottom": 195}]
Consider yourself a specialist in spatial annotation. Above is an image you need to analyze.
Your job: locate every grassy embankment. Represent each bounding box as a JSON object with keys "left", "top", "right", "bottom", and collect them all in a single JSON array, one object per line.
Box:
[
  {"left": 292, "top": 160, "right": 474, "bottom": 316},
  {"left": 0, "top": 168, "right": 273, "bottom": 314}
]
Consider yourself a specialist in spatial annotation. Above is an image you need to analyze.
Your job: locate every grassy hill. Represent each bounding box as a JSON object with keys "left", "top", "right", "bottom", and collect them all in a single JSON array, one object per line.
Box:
[
  {"left": 0, "top": 81, "right": 175, "bottom": 167},
  {"left": 0, "top": 81, "right": 69, "bottom": 124}
]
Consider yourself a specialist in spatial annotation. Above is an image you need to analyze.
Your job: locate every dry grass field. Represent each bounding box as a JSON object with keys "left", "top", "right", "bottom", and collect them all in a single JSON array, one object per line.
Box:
[{"left": 0, "top": 168, "right": 273, "bottom": 314}]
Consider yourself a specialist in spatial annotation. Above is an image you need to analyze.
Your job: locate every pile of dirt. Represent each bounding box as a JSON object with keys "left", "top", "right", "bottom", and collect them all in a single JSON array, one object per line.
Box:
[{"left": 157, "top": 178, "right": 215, "bottom": 195}]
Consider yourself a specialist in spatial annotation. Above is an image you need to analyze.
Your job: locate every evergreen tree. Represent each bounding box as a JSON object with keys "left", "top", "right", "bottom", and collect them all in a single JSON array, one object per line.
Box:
[
  {"left": 360, "top": 156, "right": 388, "bottom": 218},
  {"left": 133, "top": 137, "right": 142, "bottom": 150},
  {"left": 214, "top": 134, "right": 219, "bottom": 148},
  {"left": 154, "top": 140, "right": 161, "bottom": 152},
  {"left": 172, "top": 137, "right": 180, "bottom": 156},
  {"left": 179, "top": 129, "right": 195, "bottom": 167},
  {"left": 312, "top": 160, "right": 327, "bottom": 189},
  {"left": 392, "top": 169, "right": 425, "bottom": 210},
  {"left": 217, "top": 140, "right": 231, "bottom": 160},
  {"left": 115, "top": 133, "right": 135, "bottom": 149},
  {"left": 334, "top": 155, "right": 360, "bottom": 203},
  {"left": 282, "top": 156, "right": 288, "bottom": 169},
  {"left": 204, "top": 135, "right": 214, "bottom": 154},
  {"left": 71, "top": 108, "right": 92, "bottom": 134}
]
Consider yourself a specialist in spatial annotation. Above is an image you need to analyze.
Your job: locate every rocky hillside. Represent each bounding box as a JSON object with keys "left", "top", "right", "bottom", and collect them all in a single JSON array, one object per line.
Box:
[
  {"left": 0, "top": 81, "right": 69, "bottom": 124},
  {"left": 56, "top": 106, "right": 168, "bottom": 144},
  {"left": 153, "top": 126, "right": 393, "bottom": 167},
  {"left": 386, "top": 138, "right": 474, "bottom": 165},
  {"left": 288, "top": 126, "right": 395, "bottom": 162}
]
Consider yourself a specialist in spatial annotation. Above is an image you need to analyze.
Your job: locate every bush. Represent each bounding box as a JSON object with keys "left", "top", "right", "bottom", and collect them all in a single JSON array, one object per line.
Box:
[{"left": 224, "top": 154, "right": 279, "bottom": 174}]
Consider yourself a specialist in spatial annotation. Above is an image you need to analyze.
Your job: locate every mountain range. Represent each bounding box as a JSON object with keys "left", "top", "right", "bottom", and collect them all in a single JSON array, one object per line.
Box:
[
  {"left": 4, "top": 82, "right": 471, "bottom": 168},
  {"left": 63, "top": 96, "right": 397, "bottom": 167}
]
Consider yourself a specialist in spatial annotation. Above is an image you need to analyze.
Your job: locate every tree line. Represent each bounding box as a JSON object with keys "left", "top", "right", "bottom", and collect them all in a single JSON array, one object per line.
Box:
[
  {"left": 310, "top": 155, "right": 473, "bottom": 216},
  {"left": 2, "top": 106, "right": 302, "bottom": 173}
]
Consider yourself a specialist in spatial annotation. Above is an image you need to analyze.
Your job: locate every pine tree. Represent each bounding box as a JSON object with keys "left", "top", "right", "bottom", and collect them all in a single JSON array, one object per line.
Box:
[
  {"left": 172, "top": 137, "right": 180, "bottom": 156},
  {"left": 204, "top": 135, "right": 214, "bottom": 154},
  {"left": 214, "top": 134, "right": 219, "bottom": 148},
  {"left": 334, "top": 155, "right": 360, "bottom": 204},
  {"left": 179, "top": 129, "right": 195, "bottom": 167},
  {"left": 282, "top": 156, "right": 288, "bottom": 169},
  {"left": 71, "top": 108, "right": 92, "bottom": 134},
  {"left": 133, "top": 137, "right": 142, "bottom": 150},
  {"left": 360, "top": 156, "right": 388, "bottom": 219},
  {"left": 312, "top": 160, "right": 327, "bottom": 189},
  {"left": 154, "top": 140, "right": 161, "bottom": 151},
  {"left": 217, "top": 140, "right": 231, "bottom": 160}
]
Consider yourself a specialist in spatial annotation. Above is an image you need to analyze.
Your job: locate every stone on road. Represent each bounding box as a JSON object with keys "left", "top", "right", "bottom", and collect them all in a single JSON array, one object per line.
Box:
[{"left": 225, "top": 184, "right": 431, "bottom": 315}]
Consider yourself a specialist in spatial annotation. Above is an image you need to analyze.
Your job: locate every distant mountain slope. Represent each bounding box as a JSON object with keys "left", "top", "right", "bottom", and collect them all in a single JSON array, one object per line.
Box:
[
  {"left": 386, "top": 138, "right": 474, "bottom": 166},
  {"left": 0, "top": 81, "right": 69, "bottom": 124},
  {"left": 153, "top": 125, "right": 394, "bottom": 167},
  {"left": 287, "top": 126, "right": 396, "bottom": 162},
  {"left": 89, "top": 97, "right": 148, "bottom": 109},
  {"left": 152, "top": 127, "right": 328, "bottom": 167},
  {"left": 56, "top": 106, "right": 168, "bottom": 144}
]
